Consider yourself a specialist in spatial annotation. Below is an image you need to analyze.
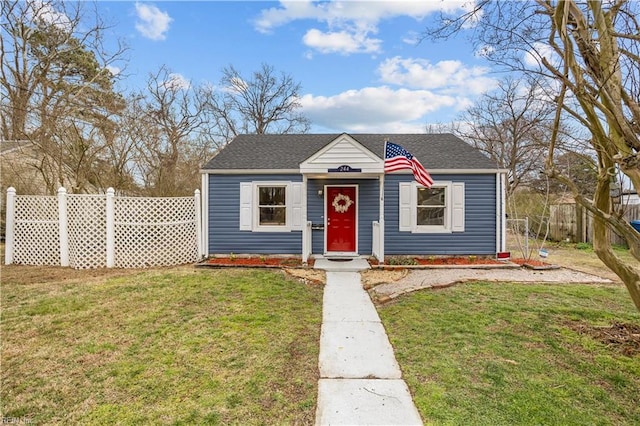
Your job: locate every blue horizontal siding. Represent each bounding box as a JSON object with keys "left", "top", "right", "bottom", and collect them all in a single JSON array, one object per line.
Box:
[
  {"left": 384, "top": 174, "right": 497, "bottom": 255},
  {"left": 207, "top": 172, "right": 498, "bottom": 256},
  {"left": 208, "top": 174, "right": 302, "bottom": 254}
]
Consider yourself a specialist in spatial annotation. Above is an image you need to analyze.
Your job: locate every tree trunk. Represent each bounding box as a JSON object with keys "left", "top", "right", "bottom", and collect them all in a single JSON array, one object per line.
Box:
[{"left": 591, "top": 169, "right": 640, "bottom": 311}]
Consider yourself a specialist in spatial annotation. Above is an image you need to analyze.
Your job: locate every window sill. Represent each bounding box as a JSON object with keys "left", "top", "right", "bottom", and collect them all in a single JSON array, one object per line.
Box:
[
  {"left": 412, "top": 227, "right": 452, "bottom": 234},
  {"left": 253, "top": 226, "right": 292, "bottom": 233}
]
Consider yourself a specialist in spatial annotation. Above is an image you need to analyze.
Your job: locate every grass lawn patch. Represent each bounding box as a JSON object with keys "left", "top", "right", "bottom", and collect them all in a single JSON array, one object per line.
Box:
[
  {"left": 379, "top": 282, "right": 640, "bottom": 426},
  {"left": 1, "top": 266, "right": 323, "bottom": 424}
]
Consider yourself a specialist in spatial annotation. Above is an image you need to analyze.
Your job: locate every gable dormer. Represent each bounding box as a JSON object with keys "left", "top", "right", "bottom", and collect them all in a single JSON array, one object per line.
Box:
[{"left": 299, "top": 133, "right": 383, "bottom": 175}]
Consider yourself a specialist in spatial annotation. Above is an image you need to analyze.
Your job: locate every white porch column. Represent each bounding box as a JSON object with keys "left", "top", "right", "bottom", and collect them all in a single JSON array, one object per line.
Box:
[
  {"left": 58, "top": 187, "right": 69, "bottom": 267},
  {"left": 4, "top": 187, "right": 16, "bottom": 265},
  {"left": 302, "top": 175, "right": 310, "bottom": 263},
  {"left": 378, "top": 174, "right": 385, "bottom": 263}
]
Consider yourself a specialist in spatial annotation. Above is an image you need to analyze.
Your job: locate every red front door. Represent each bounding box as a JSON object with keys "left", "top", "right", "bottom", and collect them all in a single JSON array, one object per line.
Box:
[{"left": 326, "top": 186, "right": 357, "bottom": 253}]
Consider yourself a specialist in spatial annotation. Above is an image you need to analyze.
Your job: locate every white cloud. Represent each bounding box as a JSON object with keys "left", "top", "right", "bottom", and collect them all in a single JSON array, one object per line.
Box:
[
  {"left": 255, "top": 0, "right": 475, "bottom": 32},
  {"left": 254, "top": 0, "right": 477, "bottom": 55},
  {"left": 27, "top": 0, "right": 72, "bottom": 30},
  {"left": 300, "top": 86, "right": 458, "bottom": 133},
  {"left": 524, "top": 42, "right": 559, "bottom": 68},
  {"left": 378, "top": 57, "right": 497, "bottom": 95},
  {"left": 402, "top": 31, "right": 421, "bottom": 46},
  {"left": 161, "top": 73, "right": 190, "bottom": 91},
  {"left": 135, "top": 2, "right": 172, "bottom": 41},
  {"left": 105, "top": 65, "right": 121, "bottom": 76},
  {"left": 303, "top": 28, "right": 381, "bottom": 54}
]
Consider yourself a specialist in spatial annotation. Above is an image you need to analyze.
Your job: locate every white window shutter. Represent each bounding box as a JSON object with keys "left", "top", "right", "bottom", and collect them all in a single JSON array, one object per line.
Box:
[
  {"left": 239, "top": 182, "right": 252, "bottom": 231},
  {"left": 290, "top": 182, "right": 303, "bottom": 231},
  {"left": 452, "top": 182, "right": 465, "bottom": 232},
  {"left": 398, "top": 182, "right": 412, "bottom": 232}
]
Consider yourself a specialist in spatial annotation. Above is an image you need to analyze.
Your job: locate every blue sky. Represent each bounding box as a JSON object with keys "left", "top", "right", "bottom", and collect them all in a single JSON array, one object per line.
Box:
[{"left": 97, "top": 1, "right": 498, "bottom": 133}]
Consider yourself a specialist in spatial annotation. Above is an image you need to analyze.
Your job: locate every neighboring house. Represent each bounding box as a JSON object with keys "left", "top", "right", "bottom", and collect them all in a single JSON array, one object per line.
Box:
[
  {"left": 200, "top": 133, "right": 507, "bottom": 262},
  {"left": 1, "top": 140, "right": 45, "bottom": 192},
  {"left": 1, "top": 140, "right": 47, "bottom": 238}
]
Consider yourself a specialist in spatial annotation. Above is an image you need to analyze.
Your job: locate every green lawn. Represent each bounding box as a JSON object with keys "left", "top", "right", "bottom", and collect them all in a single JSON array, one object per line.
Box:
[
  {"left": 1, "top": 267, "right": 323, "bottom": 424},
  {"left": 4, "top": 260, "right": 640, "bottom": 425},
  {"left": 379, "top": 282, "right": 640, "bottom": 426}
]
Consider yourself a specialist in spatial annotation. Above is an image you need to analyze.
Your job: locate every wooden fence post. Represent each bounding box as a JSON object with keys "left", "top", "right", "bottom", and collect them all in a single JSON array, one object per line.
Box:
[
  {"left": 4, "top": 187, "right": 16, "bottom": 265},
  {"left": 576, "top": 204, "right": 584, "bottom": 243}
]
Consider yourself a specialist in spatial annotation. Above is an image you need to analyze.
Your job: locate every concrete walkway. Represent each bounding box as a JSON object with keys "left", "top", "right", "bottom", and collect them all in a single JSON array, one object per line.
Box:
[{"left": 314, "top": 258, "right": 423, "bottom": 426}]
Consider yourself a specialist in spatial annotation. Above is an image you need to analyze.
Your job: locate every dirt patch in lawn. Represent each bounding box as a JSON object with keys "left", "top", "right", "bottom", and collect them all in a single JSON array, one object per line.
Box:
[
  {"left": 1, "top": 263, "right": 143, "bottom": 286},
  {"left": 284, "top": 265, "right": 408, "bottom": 287},
  {"left": 568, "top": 321, "right": 640, "bottom": 357},
  {"left": 284, "top": 268, "right": 326, "bottom": 285}
]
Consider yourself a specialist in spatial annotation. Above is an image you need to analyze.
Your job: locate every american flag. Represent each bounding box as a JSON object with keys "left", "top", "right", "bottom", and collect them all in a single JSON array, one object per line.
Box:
[{"left": 384, "top": 141, "right": 434, "bottom": 188}]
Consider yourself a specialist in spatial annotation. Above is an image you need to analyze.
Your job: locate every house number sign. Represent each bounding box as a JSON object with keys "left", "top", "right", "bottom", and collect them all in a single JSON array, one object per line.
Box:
[{"left": 328, "top": 165, "right": 362, "bottom": 173}]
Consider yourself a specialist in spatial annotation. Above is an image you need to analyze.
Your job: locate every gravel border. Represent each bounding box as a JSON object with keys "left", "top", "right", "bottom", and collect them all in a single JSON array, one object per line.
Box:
[{"left": 372, "top": 267, "right": 614, "bottom": 302}]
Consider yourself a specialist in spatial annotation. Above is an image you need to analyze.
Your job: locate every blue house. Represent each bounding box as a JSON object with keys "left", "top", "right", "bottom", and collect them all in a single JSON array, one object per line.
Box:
[{"left": 200, "top": 133, "right": 507, "bottom": 263}]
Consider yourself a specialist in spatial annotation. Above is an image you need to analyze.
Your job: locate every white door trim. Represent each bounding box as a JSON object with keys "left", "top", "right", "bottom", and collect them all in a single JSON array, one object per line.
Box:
[{"left": 324, "top": 184, "right": 359, "bottom": 256}]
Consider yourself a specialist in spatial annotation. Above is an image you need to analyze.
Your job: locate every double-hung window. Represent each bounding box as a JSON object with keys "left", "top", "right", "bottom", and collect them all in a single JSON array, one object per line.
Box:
[
  {"left": 416, "top": 186, "right": 446, "bottom": 227},
  {"left": 399, "top": 181, "right": 465, "bottom": 233},
  {"left": 257, "top": 185, "right": 287, "bottom": 227},
  {"left": 239, "top": 181, "right": 303, "bottom": 232}
]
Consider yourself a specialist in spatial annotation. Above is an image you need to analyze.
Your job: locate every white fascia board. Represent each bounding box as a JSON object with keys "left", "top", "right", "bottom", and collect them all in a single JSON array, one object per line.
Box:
[{"left": 388, "top": 169, "right": 508, "bottom": 175}]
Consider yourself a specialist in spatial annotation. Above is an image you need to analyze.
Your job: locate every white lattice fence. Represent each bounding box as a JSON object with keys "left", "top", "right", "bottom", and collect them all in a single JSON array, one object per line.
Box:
[
  {"left": 114, "top": 196, "right": 198, "bottom": 268},
  {"left": 4, "top": 187, "right": 203, "bottom": 268},
  {"left": 68, "top": 194, "right": 107, "bottom": 269},
  {"left": 12, "top": 194, "right": 60, "bottom": 265}
]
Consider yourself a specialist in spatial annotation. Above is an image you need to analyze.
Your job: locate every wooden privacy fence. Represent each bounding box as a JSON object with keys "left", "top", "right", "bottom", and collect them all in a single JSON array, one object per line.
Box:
[
  {"left": 4, "top": 187, "right": 205, "bottom": 268},
  {"left": 549, "top": 203, "right": 639, "bottom": 246}
]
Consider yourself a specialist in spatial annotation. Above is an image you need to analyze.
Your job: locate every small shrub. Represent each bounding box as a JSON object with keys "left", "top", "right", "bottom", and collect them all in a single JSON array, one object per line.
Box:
[
  {"left": 386, "top": 256, "right": 418, "bottom": 265},
  {"left": 575, "top": 242, "right": 592, "bottom": 251}
]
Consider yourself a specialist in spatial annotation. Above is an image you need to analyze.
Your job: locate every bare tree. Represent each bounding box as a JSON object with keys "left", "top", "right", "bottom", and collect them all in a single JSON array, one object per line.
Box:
[
  {"left": 126, "top": 66, "right": 219, "bottom": 196},
  {"left": 427, "top": 0, "right": 640, "bottom": 310},
  {"left": 456, "top": 77, "right": 558, "bottom": 196},
  {"left": 206, "top": 63, "right": 310, "bottom": 137},
  {"left": 1, "top": 0, "right": 126, "bottom": 193}
]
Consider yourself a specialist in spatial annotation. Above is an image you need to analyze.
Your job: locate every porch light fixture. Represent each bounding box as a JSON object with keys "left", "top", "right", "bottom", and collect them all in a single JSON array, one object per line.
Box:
[{"left": 318, "top": 189, "right": 323, "bottom": 197}]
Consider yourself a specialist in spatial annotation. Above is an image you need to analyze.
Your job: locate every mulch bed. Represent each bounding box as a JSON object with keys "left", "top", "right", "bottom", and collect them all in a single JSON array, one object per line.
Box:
[
  {"left": 201, "top": 256, "right": 312, "bottom": 268},
  {"left": 568, "top": 321, "right": 640, "bottom": 357},
  {"left": 203, "top": 256, "right": 514, "bottom": 268},
  {"left": 414, "top": 257, "right": 503, "bottom": 266},
  {"left": 369, "top": 256, "right": 507, "bottom": 266}
]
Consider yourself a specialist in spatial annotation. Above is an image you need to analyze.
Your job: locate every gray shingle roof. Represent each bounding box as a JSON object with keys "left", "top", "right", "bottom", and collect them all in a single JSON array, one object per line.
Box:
[{"left": 201, "top": 133, "right": 497, "bottom": 171}]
